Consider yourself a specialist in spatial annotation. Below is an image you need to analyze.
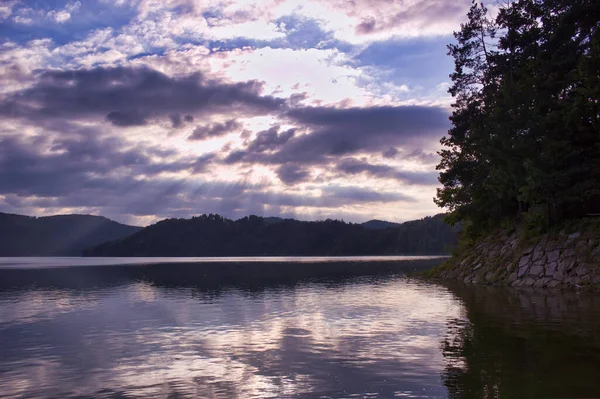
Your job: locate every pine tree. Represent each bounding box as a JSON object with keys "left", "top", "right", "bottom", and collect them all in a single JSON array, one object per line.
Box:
[{"left": 436, "top": 0, "right": 600, "bottom": 234}]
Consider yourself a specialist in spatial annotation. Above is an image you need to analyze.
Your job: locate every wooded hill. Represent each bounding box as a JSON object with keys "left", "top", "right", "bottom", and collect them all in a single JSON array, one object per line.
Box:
[{"left": 83, "top": 213, "right": 457, "bottom": 256}]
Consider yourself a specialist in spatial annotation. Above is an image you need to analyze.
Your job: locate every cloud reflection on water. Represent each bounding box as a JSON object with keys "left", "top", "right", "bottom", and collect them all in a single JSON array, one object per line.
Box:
[{"left": 0, "top": 266, "right": 460, "bottom": 399}]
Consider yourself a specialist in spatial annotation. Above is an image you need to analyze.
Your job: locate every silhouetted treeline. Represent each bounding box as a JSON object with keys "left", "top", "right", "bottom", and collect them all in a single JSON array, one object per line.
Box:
[
  {"left": 436, "top": 0, "right": 600, "bottom": 236},
  {"left": 0, "top": 212, "right": 141, "bottom": 256},
  {"left": 84, "top": 213, "right": 457, "bottom": 256}
]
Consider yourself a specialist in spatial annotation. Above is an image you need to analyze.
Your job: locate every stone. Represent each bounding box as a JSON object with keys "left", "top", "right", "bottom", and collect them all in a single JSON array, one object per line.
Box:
[
  {"left": 558, "top": 258, "right": 576, "bottom": 272},
  {"left": 545, "top": 261, "right": 558, "bottom": 276},
  {"left": 542, "top": 277, "right": 552, "bottom": 286},
  {"left": 522, "top": 245, "right": 535, "bottom": 255},
  {"left": 548, "top": 280, "right": 561, "bottom": 288},
  {"left": 473, "top": 263, "right": 483, "bottom": 271},
  {"left": 529, "top": 265, "right": 544, "bottom": 276},
  {"left": 554, "top": 242, "right": 565, "bottom": 252},
  {"left": 518, "top": 255, "right": 531, "bottom": 267},
  {"left": 574, "top": 265, "right": 591, "bottom": 277},
  {"left": 522, "top": 277, "right": 536, "bottom": 287},
  {"left": 532, "top": 246, "right": 545, "bottom": 262},
  {"left": 463, "top": 276, "right": 472, "bottom": 283},
  {"left": 569, "top": 232, "right": 581, "bottom": 240},
  {"left": 562, "top": 247, "right": 576, "bottom": 258},
  {"left": 507, "top": 272, "right": 518, "bottom": 283},
  {"left": 518, "top": 263, "right": 530, "bottom": 277},
  {"left": 592, "top": 245, "right": 600, "bottom": 257},
  {"left": 511, "top": 279, "right": 522, "bottom": 287},
  {"left": 565, "top": 276, "right": 580, "bottom": 286},
  {"left": 533, "top": 278, "right": 547, "bottom": 288},
  {"left": 593, "top": 275, "right": 600, "bottom": 284},
  {"left": 546, "top": 250, "right": 560, "bottom": 263},
  {"left": 553, "top": 271, "right": 565, "bottom": 281}
]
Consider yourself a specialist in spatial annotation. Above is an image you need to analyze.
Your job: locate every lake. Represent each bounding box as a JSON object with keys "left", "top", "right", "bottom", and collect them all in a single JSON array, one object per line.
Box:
[{"left": 1, "top": 257, "right": 600, "bottom": 398}]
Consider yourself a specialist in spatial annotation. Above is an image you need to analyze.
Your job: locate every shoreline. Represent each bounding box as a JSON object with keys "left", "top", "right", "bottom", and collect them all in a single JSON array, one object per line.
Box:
[{"left": 426, "top": 220, "right": 600, "bottom": 289}]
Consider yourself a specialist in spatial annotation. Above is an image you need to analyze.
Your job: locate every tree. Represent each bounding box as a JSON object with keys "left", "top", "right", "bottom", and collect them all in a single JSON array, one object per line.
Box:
[
  {"left": 435, "top": 0, "right": 501, "bottom": 233},
  {"left": 436, "top": 0, "right": 600, "bottom": 234}
]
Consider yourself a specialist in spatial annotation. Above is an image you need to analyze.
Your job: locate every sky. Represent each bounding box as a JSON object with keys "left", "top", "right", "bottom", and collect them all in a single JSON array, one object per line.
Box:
[{"left": 0, "top": 0, "right": 468, "bottom": 226}]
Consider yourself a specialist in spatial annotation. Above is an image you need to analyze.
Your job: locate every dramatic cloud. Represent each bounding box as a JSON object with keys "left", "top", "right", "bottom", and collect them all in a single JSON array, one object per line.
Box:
[
  {"left": 273, "top": 105, "right": 448, "bottom": 163},
  {"left": 352, "top": 0, "right": 466, "bottom": 36},
  {"left": 169, "top": 113, "right": 183, "bottom": 128},
  {"left": 336, "top": 158, "right": 438, "bottom": 185},
  {"left": 106, "top": 110, "right": 148, "bottom": 127},
  {"left": 189, "top": 119, "right": 243, "bottom": 140},
  {"left": 0, "top": 129, "right": 417, "bottom": 223},
  {"left": 383, "top": 147, "right": 399, "bottom": 159},
  {"left": 0, "top": 133, "right": 213, "bottom": 198},
  {"left": 0, "top": 0, "right": 463, "bottom": 223},
  {"left": 247, "top": 125, "right": 297, "bottom": 153},
  {"left": 1, "top": 66, "right": 285, "bottom": 126},
  {"left": 221, "top": 105, "right": 448, "bottom": 167},
  {"left": 222, "top": 125, "right": 298, "bottom": 163},
  {"left": 322, "top": 0, "right": 469, "bottom": 40},
  {"left": 276, "top": 163, "right": 311, "bottom": 185}
]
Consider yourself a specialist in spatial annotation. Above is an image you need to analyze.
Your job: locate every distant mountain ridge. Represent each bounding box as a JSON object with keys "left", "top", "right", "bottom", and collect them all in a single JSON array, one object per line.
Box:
[
  {"left": 262, "top": 217, "right": 401, "bottom": 230},
  {"left": 361, "top": 220, "right": 402, "bottom": 230},
  {"left": 84, "top": 213, "right": 457, "bottom": 257},
  {"left": 0, "top": 212, "right": 142, "bottom": 256}
]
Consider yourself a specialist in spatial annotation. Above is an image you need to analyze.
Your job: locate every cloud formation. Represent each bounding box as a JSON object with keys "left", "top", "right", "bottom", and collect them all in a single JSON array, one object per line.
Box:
[
  {"left": 336, "top": 158, "right": 438, "bottom": 185},
  {"left": 280, "top": 105, "right": 448, "bottom": 159},
  {"left": 220, "top": 105, "right": 448, "bottom": 167},
  {"left": 189, "top": 119, "right": 243, "bottom": 140},
  {"left": 0, "top": 0, "right": 461, "bottom": 224},
  {"left": 1, "top": 66, "right": 285, "bottom": 126}
]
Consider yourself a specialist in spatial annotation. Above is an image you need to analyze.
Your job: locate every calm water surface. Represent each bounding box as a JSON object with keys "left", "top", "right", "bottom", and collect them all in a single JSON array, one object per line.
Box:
[{"left": 1, "top": 258, "right": 600, "bottom": 398}]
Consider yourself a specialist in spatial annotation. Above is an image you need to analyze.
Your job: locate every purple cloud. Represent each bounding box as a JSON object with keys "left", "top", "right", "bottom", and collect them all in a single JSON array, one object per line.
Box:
[
  {"left": 189, "top": 119, "right": 242, "bottom": 140},
  {"left": 1, "top": 66, "right": 286, "bottom": 126}
]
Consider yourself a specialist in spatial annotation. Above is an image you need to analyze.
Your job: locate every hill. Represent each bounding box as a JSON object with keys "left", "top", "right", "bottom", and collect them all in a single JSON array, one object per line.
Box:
[
  {"left": 83, "top": 213, "right": 457, "bottom": 257},
  {"left": 0, "top": 213, "right": 142, "bottom": 256},
  {"left": 361, "top": 220, "right": 401, "bottom": 230}
]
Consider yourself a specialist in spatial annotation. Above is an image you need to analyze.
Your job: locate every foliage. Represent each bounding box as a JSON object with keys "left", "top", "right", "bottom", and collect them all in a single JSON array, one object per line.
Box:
[
  {"left": 83, "top": 213, "right": 458, "bottom": 256},
  {"left": 436, "top": 0, "right": 600, "bottom": 236}
]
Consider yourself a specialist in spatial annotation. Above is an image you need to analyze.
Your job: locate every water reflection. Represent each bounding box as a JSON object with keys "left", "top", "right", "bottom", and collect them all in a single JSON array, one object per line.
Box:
[
  {"left": 0, "top": 261, "right": 457, "bottom": 399},
  {"left": 441, "top": 284, "right": 600, "bottom": 399},
  {"left": 2, "top": 262, "right": 600, "bottom": 398}
]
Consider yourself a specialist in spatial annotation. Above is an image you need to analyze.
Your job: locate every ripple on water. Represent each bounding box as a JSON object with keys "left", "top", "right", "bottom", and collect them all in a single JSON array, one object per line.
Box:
[{"left": 1, "top": 261, "right": 600, "bottom": 398}]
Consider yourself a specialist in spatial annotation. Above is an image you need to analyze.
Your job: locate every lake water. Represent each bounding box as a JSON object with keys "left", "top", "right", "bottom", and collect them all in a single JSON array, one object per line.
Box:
[{"left": 1, "top": 257, "right": 600, "bottom": 398}]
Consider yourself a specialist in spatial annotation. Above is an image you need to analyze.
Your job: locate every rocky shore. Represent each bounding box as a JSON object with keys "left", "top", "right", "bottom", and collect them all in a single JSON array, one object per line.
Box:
[{"left": 430, "top": 222, "right": 600, "bottom": 289}]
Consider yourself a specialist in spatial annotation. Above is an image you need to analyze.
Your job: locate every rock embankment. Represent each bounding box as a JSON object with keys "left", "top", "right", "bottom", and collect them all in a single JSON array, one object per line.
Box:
[{"left": 432, "top": 226, "right": 600, "bottom": 288}]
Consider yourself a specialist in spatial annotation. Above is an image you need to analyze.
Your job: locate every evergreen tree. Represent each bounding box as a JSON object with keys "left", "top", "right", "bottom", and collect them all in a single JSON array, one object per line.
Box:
[{"left": 436, "top": 0, "right": 600, "bottom": 234}]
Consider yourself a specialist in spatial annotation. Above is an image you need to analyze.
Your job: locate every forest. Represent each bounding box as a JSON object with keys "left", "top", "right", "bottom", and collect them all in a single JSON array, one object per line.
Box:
[
  {"left": 436, "top": 0, "right": 600, "bottom": 237},
  {"left": 84, "top": 213, "right": 457, "bottom": 256}
]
